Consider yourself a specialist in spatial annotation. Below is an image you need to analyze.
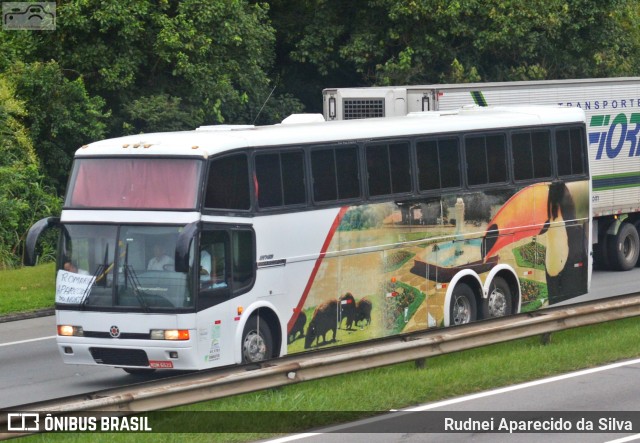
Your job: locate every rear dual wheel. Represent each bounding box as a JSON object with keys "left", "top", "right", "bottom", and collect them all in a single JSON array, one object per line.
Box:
[
  {"left": 482, "top": 277, "right": 512, "bottom": 319},
  {"left": 449, "top": 283, "right": 477, "bottom": 326}
]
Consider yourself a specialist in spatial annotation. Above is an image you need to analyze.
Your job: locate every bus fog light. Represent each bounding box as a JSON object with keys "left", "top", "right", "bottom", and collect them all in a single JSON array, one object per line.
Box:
[
  {"left": 64, "top": 346, "right": 73, "bottom": 354},
  {"left": 58, "top": 325, "right": 84, "bottom": 337},
  {"left": 169, "top": 351, "right": 178, "bottom": 359}
]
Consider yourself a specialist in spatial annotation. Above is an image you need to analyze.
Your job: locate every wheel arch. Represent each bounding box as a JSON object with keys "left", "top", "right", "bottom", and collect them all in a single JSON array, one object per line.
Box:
[
  {"left": 234, "top": 301, "right": 283, "bottom": 364},
  {"left": 482, "top": 265, "right": 521, "bottom": 315},
  {"left": 443, "top": 270, "right": 483, "bottom": 327}
]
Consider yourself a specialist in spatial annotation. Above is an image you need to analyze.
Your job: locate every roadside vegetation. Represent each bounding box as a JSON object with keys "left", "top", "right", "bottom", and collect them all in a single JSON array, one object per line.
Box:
[{"left": 0, "top": 263, "right": 55, "bottom": 315}]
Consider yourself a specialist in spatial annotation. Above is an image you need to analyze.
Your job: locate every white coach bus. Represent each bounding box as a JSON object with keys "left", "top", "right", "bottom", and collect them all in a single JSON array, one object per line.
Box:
[{"left": 25, "top": 105, "right": 591, "bottom": 372}]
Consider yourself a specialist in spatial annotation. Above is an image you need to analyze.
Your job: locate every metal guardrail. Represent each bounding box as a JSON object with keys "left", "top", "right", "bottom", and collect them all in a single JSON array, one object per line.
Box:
[{"left": 2, "top": 292, "right": 640, "bottom": 438}]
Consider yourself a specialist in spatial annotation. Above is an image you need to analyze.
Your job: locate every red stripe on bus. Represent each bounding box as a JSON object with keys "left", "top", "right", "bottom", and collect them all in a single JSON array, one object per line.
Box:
[{"left": 287, "top": 207, "right": 348, "bottom": 332}]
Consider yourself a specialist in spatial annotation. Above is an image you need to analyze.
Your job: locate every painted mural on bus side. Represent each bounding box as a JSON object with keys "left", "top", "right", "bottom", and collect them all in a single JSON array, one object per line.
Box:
[{"left": 287, "top": 180, "right": 590, "bottom": 353}]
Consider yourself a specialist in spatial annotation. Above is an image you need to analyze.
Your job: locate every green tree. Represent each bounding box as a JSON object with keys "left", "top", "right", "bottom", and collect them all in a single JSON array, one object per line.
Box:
[
  {"left": 18, "top": 0, "right": 301, "bottom": 132},
  {"left": 273, "top": 0, "right": 640, "bottom": 107},
  {"left": 0, "top": 75, "right": 61, "bottom": 268},
  {"left": 7, "top": 61, "right": 109, "bottom": 191}
]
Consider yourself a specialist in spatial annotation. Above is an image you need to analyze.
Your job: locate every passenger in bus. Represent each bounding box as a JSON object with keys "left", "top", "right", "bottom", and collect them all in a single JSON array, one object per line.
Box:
[
  {"left": 63, "top": 260, "right": 89, "bottom": 275},
  {"left": 147, "top": 244, "right": 174, "bottom": 271},
  {"left": 199, "top": 248, "right": 227, "bottom": 289}
]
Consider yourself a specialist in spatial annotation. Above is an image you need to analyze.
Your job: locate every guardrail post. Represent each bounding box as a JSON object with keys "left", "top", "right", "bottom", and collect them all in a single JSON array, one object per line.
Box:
[{"left": 540, "top": 332, "right": 552, "bottom": 345}]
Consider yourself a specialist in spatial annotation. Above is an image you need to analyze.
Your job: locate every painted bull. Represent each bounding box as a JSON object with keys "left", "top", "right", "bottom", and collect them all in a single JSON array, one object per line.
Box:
[
  {"left": 304, "top": 299, "right": 338, "bottom": 349},
  {"left": 288, "top": 311, "right": 306, "bottom": 344},
  {"left": 355, "top": 297, "right": 372, "bottom": 327},
  {"left": 339, "top": 292, "right": 356, "bottom": 330}
]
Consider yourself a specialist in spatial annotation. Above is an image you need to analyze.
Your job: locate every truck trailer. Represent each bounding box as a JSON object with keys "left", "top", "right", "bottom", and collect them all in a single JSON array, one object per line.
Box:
[{"left": 323, "top": 78, "right": 640, "bottom": 271}]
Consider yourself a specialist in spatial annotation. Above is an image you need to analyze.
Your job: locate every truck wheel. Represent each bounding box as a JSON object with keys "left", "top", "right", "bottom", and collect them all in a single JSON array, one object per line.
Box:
[
  {"left": 242, "top": 316, "right": 273, "bottom": 363},
  {"left": 449, "top": 283, "right": 477, "bottom": 326},
  {"left": 635, "top": 221, "right": 640, "bottom": 267},
  {"left": 482, "top": 277, "right": 512, "bottom": 319},
  {"left": 607, "top": 222, "right": 640, "bottom": 271}
]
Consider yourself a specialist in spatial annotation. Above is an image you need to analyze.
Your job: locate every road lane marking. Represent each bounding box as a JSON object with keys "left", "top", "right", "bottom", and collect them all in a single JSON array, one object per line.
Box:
[
  {"left": 405, "top": 357, "right": 640, "bottom": 411},
  {"left": 607, "top": 435, "right": 640, "bottom": 443},
  {"left": 265, "top": 357, "right": 640, "bottom": 442},
  {"left": 0, "top": 336, "right": 56, "bottom": 347}
]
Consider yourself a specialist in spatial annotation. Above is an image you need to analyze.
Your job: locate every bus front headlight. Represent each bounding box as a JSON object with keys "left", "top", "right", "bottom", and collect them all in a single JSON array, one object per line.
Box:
[
  {"left": 58, "top": 325, "right": 84, "bottom": 337},
  {"left": 150, "top": 329, "right": 190, "bottom": 340}
]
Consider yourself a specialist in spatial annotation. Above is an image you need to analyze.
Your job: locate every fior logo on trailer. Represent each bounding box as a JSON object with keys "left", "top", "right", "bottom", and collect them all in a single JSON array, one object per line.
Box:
[{"left": 589, "top": 113, "right": 640, "bottom": 160}]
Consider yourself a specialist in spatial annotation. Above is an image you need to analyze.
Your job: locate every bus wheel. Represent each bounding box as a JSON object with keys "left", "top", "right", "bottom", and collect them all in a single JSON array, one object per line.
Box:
[
  {"left": 482, "top": 277, "right": 512, "bottom": 319},
  {"left": 607, "top": 222, "right": 640, "bottom": 271},
  {"left": 242, "top": 316, "right": 273, "bottom": 363},
  {"left": 122, "top": 368, "right": 156, "bottom": 375},
  {"left": 450, "top": 283, "right": 477, "bottom": 326}
]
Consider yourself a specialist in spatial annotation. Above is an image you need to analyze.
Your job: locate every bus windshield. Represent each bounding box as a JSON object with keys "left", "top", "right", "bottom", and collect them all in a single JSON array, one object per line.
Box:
[
  {"left": 57, "top": 224, "right": 194, "bottom": 310},
  {"left": 65, "top": 158, "right": 202, "bottom": 209}
]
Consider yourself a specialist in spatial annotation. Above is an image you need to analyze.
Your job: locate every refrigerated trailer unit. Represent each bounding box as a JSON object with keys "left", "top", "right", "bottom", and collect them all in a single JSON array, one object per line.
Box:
[{"left": 323, "top": 78, "right": 640, "bottom": 271}]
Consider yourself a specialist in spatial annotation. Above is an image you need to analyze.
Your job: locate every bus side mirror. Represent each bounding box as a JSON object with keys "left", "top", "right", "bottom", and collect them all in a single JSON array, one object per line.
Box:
[
  {"left": 24, "top": 217, "right": 60, "bottom": 266},
  {"left": 175, "top": 221, "right": 199, "bottom": 273}
]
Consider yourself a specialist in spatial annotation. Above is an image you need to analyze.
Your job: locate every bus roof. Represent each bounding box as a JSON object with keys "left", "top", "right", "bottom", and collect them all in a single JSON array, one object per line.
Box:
[{"left": 76, "top": 105, "right": 585, "bottom": 158}]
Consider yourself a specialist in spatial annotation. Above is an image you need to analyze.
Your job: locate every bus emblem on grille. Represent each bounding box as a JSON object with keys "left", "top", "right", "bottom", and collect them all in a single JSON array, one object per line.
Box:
[{"left": 109, "top": 326, "right": 120, "bottom": 338}]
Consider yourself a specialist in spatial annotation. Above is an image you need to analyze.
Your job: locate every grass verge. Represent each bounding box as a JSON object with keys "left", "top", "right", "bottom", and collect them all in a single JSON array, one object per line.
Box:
[
  {"left": 22, "top": 315, "right": 640, "bottom": 443},
  {"left": 0, "top": 263, "right": 55, "bottom": 315}
]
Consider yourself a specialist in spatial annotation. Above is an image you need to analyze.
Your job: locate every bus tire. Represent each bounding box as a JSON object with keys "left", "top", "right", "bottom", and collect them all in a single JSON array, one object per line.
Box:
[
  {"left": 482, "top": 277, "right": 512, "bottom": 319},
  {"left": 607, "top": 222, "right": 639, "bottom": 271},
  {"left": 241, "top": 315, "right": 273, "bottom": 363},
  {"left": 449, "top": 283, "right": 477, "bottom": 326}
]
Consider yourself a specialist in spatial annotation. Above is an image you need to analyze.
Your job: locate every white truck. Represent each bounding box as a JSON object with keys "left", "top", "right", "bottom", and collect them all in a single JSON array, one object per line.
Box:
[{"left": 323, "top": 78, "right": 640, "bottom": 271}]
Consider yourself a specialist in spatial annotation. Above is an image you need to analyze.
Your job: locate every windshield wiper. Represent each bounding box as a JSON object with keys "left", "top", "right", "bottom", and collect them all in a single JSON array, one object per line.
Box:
[
  {"left": 80, "top": 244, "right": 112, "bottom": 308},
  {"left": 123, "top": 243, "right": 149, "bottom": 312}
]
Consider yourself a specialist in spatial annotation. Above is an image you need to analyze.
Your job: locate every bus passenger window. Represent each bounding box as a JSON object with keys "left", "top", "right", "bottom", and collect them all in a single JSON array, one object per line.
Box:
[
  {"left": 417, "top": 137, "right": 460, "bottom": 191},
  {"left": 465, "top": 136, "right": 488, "bottom": 185},
  {"left": 513, "top": 130, "right": 552, "bottom": 181},
  {"left": 556, "top": 127, "right": 586, "bottom": 176},
  {"left": 199, "top": 232, "right": 228, "bottom": 290},
  {"left": 366, "top": 141, "right": 411, "bottom": 197},
  {"left": 465, "top": 134, "right": 507, "bottom": 186},
  {"left": 486, "top": 135, "right": 507, "bottom": 183},
  {"left": 531, "top": 131, "right": 552, "bottom": 178},
  {"left": 311, "top": 145, "right": 360, "bottom": 203},
  {"left": 205, "top": 154, "right": 250, "bottom": 210},
  {"left": 256, "top": 150, "right": 306, "bottom": 209}
]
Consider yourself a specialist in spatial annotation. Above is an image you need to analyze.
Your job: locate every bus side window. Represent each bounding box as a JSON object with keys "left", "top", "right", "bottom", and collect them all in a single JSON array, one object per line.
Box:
[
  {"left": 512, "top": 130, "right": 552, "bottom": 181},
  {"left": 197, "top": 227, "right": 255, "bottom": 311},
  {"left": 205, "top": 154, "right": 251, "bottom": 210},
  {"left": 465, "top": 133, "right": 507, "bottom": 186},
  {"left": 256, "top": 150, "right": 306, "bottom": 209},
  {"left": 366, "top": 141, "right": 411, "bottom": 197},
  {"left": 311, "top": 144, "right": 360, "bottom": 203},
  {"left": 199, "top": 231, "right": 229, "bottom": 291},
  {"left": 556, "top": 126, "right": 586, "bottom": 177},
  {"left": 417, "top": 137, "right": 461, "bottom": 191}
]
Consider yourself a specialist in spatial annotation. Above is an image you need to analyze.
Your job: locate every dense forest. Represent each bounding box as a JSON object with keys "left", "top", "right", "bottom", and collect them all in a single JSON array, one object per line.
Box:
[{"left": 1, "top": 0, "right": 640, "bottom": 267}]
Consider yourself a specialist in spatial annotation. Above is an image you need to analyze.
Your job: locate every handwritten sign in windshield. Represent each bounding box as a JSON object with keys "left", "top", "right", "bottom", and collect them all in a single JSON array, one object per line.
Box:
[{"left": 55, "top": 270, "right": 95, "bottom": 304}]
